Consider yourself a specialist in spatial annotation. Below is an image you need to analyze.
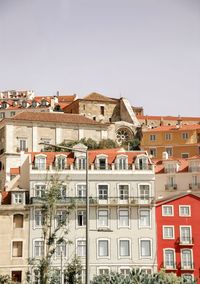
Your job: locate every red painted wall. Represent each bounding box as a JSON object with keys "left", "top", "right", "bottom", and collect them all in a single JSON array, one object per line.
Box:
[{"left": 156, "top": 194, "right": 200, "bottom": 283}]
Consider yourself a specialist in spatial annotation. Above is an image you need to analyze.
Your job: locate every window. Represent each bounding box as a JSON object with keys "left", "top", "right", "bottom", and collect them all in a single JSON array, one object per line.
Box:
[
  {"left": 98, "top": 184, "right": 108, "bottom": 201},
  {"left": 167, "top": 176, "right": 176, "bottom": 187},
  {"left": 0, "top": 112, "right": 5, "bottom": 119},
  {"left": 98, "top": 268, "right": 110, "bottom": 275},
  {"left": 98, "top": 210, "right": 108, "bottom": 227},
  {"left": 140, "top": 239, "right": 151, "bottom": 258},
  {"left": 77, "top": 184, "right": 86, "bottom": 198},
  {"left": 119, "top": 184, "right": 129, "bottom": 201},
  {"left": 12, "top": 271, "right": 22, "bottom": 283},
  {"left": 56, "top": 210, "right": 67, "bottom": 227},
  {"left": 165, "top": 133, "right": 172, "bottom": 140},
  {"left": 181, "top": 249, "right": 193, "bottom": 269},
  {"left": 150, "top": 134, "right": 156, "bottom": 141},
  {"left": 117, "top": 157, "right": 128, "bottom": 170},
  {"left": 119, "top": 240, "right": 130, "bottom": 257},
  {"left": 162, "top": 205, "right": 174, "bottom": 216},
  {"left": 13, "top": 214, "right": 23, "bottom": 229},
  {"left": 165, "top": 147, "right": 173, "bottom": 157},
  {"left": 180, "top": 227, "right": 192, "bottom": 244},
  {"left": 98, "top": 158, "right": 106, "bottom": 170},
  {"left": 35, "top": 156, "right": 46, "bottom": 170},
  {"left": 139, "top": 209, "right": 151, "bottom": 228},
  {"left": 10, "top": 111, "right": 16, "bottom": 117},
  {"left": 163, "top": 226, "right": 174, "bottom": 239},
  {"left": 119, "top": 268, "right": 130, "bottom": 276},
  {"left": 77, "top": 240, "right": 86, "bottom": 257},
  {"left": 100, "top": 106, "right": 105, "bottom": 116},
  {"left": 182, "top": 132, "right": 189, "bottom": 140},
  {"left": 12, "top": 193, "right": 24, "bottom": 204},
  {"left": 77, "top": 210, "right": 86, "bottom": 226},
  {"left": 182, "top": 274, "right": 193, "bottom": 283},
  {"left": 59, "top": 185, "right": 67, "bottom": 199},
  {"left": 179, "top": 206, "right": 191, "bottom": 217},
  {"left": 119, "top": 209, "right": 129, "bottom": 227},
  {"left": 12, "top": 241, "right": 23, "bottom": 257},
  {"left": 98, "top": 240, "right": 109, "bottom": 257},
  {"left": 34, "top": 240, "right": 44, "bottom": 257},
  {"left": 136, "top": 156, "right": 149, "bottom": 170},
  {"left": 76, "top": 157, "right": 86, "bottom": 170},
  {"left": 56, "top": 156, "right": 66, "bottom": 170},
  {"left": 139, "top": 184, "right": 150, "bottom": 204},
  {"left": 182, "top": 153, "right": 189, "bottom": 158},
  {"left": 192, "top": 175, "right": 198, "bottom": 186},
  {"left": 55, "top": 240, "right": 66, "bottom": 257},
  {"left": 35, "top": 184, "right": 46, "bottom": 198},
  {"left": 35, "top": 210, "right": 44, "bottom": 227},
  {"left": 149, "top": 148, "right": 156, "bottom": 157},
  {"left": 164, "top": 249, "right": 175, "bottom": 268},
  {"left": 165, "top": 163, "right": 176, "bottom": 173}
]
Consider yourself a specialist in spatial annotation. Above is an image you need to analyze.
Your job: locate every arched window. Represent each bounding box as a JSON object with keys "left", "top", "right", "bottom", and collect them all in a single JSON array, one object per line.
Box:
[
  {"left": 135, "top": 155, "right": 149, "bottom": 170},
  {"left": 35, "top": 155, "right": 46, "bottom": 170},
  {"left": 13, "top": 214, "right": 23, "bottom": 228},
  {"left": 56, "top": 155, "right": 66, "bottom": 170}
]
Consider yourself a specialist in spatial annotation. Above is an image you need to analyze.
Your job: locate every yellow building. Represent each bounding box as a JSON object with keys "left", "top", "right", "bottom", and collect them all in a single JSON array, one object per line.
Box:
[{"left": 141, "top": 124, "right": 200, "bottom": 159}]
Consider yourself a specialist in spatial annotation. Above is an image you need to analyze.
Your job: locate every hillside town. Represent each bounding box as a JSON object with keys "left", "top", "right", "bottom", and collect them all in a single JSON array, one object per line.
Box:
[{"left": 0, "top": 90, "right": 200, "bottom": 283}]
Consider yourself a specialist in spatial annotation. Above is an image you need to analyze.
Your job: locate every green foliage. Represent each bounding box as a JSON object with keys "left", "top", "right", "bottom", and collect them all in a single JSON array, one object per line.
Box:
[
  {"left": 0, "top": 275, "right": 16, "bottom": 284},
  {"left": 27, "top": 176, "right": 75, "bottom": 284},
  {"left": 98, "top": 139, "right": 117, "bottom": 149},
  {"left": 90, "top": 268, "right": 197, "bottom": 284},
  {"left": 65, "top": 256, "right": 82, "bottom": 284}
]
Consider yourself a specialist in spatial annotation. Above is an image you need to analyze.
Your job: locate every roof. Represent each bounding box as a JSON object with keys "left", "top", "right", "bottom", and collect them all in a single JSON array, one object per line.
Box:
[
  {"left": 8, "top": 111, "right": 103, "bottom": 125},
  {"left": 57, "top": 95, "right": 77, "bottom": 103},
  {"left": 83, "top": 92, "right": 116, "bottom": 102},
  {"left": 30, "top": 149, "right": 149, "bottom": 166},
  {"left": 10, "top": 168, "right": 20, "bottom": 175},
  {"left": 137, "top": 115, "right": 200, "bottom": 122},
  {"left": 143, "top": 124, "right": 200, "bottom": 132},
  {"left": 156, "top": 192, "right": 200, "bottom": 206}
]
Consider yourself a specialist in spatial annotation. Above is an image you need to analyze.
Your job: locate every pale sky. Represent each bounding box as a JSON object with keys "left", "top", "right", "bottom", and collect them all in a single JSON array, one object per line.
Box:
[{"left": 0, "top": 0, "right": 199, "bottom": 116}]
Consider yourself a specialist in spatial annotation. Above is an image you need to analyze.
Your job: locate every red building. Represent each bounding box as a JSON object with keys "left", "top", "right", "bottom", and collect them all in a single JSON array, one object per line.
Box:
[{"left": 156, "top": 193, "right": 200, "bottom": 283}]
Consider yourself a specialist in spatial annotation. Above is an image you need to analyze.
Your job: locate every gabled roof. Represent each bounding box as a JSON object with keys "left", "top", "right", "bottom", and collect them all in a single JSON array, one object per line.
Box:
[
  {"left": 83, "top": 92, "right": 116, "bottom": 102},
  {"left": 156, "top": 192, "right": 200, "bottom": 206},
  {"left": 7, "top": 111, "right": 103, "bottom": 125}
]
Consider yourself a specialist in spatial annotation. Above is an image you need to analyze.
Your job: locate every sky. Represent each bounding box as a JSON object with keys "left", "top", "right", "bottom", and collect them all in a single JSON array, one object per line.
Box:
[{"left": 0, "top": 0, "right": 199, "bottom": 116}]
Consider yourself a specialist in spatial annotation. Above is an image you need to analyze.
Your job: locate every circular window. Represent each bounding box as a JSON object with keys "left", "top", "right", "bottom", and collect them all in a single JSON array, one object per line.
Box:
[{"left": 116, "top": 128, "right": 132, "bottom": 144}]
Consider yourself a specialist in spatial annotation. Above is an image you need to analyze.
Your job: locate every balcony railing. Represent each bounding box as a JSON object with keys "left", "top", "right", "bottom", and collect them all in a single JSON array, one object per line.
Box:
[
  {"left": 165, "top": 184, "right": 177, "bottom": 190},
  {"left": 135, "top": 164, "right": 153, "bottom": 171},
  {"left": 189, "top": 183, "right": 200, "bottom": 190},
  {"left": 163, "top": 262, "right": 177, "bottom": 270},
  {"left": 16, "top": 147, "right": 28, "bottom": 152},
  {"left": 188, "top": 166, "right": 200, "bottom": 172},
  {"left": 179, "top": 262, "right": 194, "bottom": 270},
  {"left": 177, "top": 237, "right": 194, "bottom": 246},
  {"left": 30, "top": 196, "right": 155, "bottom": 206}
]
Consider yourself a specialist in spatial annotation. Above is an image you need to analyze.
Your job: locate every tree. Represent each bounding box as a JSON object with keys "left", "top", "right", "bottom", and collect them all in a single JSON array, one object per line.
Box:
[
  {"left": 27, "top": 176, "right": 75, "bottom": 284},
  {"left": 0, "top": 275, "right": 16, "bottom": 284},
  {"left": 64, "top": 256, "right": 82, "bottom": 284},
  {"left": 90, "top": 268, "right": 197, "bottom": 284},
  {"left": 98, "top": 139, "right": 117, "bottom": 149}
]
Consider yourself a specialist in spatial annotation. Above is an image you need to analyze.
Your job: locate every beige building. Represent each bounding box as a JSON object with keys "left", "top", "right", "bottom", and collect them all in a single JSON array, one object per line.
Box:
[{"left": 154, "top": 154, "right": 200, "bottom": 199}]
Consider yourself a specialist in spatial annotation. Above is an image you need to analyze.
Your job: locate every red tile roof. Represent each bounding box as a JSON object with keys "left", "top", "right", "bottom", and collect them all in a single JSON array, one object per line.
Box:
[
  {"left": 137, "top": 115, "right": 200, "bottom": 122},
  {"left": 8, "top": 112, "right": 103, "bottom": 125},
  {"left": 10, "top": 168, "right": 20, "bottom": 175},
  {"left": 143, "top": 124, "right": 200, "bottom": 132}
]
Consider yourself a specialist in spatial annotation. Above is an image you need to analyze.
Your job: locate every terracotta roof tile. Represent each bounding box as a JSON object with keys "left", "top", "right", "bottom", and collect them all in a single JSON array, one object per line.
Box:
[
  {"left": 83, "top": 92, "right": 115, "bottom": 102},
  {"left": 10, "top": 111, "right": 102, "bottom": 125},
  {"left": 137, "top": 115, "right": 200, "bottom": 122},
  {"left": 143, "top": 124, "right": 200, "bottom": 132},
  {"left": 10, "top": 168, "right": 20, "bottom": 175}
]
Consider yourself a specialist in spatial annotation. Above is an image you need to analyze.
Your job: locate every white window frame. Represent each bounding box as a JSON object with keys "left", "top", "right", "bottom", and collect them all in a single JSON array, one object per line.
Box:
[
  {"left": 149, "top": 148, "right": 156, "bottom": 158},
  {"left": 55, "top": 239, "right": 67, "bottom": 259},
  {"left": 179, "top": 205, "right": 191, "bottom": 217},
  {"left": 97, "top": 183, "right": 109, "bottom": 204},
  {"left": 180, "top": 226, "right": 192, "bottom": 244},
  {"left": 98, "top": 267, "right": 110, "bottom": 275},
  {"left": 138, "top": 183, "right": 151, "bottom": 204},
  {"left": 34, "top": 154, "right": 47, "bottom": 170},
  {"left": 162, "top": 226, "right": 175, "bottom": 239},
  {"left": 98, "top": 209, "right": 109, "bottom": 228},
  {"left": 55, "top": 210, "right": 67, "bottom": 228},
  {"left": 139, "top": 238, "right": 152, "bottom": 259},
  {"left": 118, "top": 267, "right": 131, "bottom": 276},
  {"left": 97, "top": 238, "right": 110, "bottom": 259},
  {"left": 116, "top": 155, "right": 128, "bottom": 170},
  {"left": 11, "top": 240, "right": 23, "bottom": 258},
  {"left": 162, "top": 205, "right": 174, "bottom": 216},
  {"left": 34, "top": 184, "right": 46, "bottom": 198},
  {"left": 34, "top": 209, "right": 44, "bottom": 228},
  {"left": 77, "top": 210, "right": 86, "bottom": 227},
  {"left": 150, "top": 134, "right": 156, "bottom": 141},
  {"left": 118, "top": 183, "right": 130, "bottom": 204},
  {"left": 118, "top": 208, "right": 130, "bottom": 228},
  {"left": 55, "top": 154, "right": 67, "bottom": 170},
  {"left": 181, "top": 249, "right": 193, "bottom": 269},
  {"left": 96, "top": 154, "right": 108, "bottom": 170},
  {"left": 76, "top": 238, "right": 86, "bottom": 257},
  {"left": 12, "top": 192, "right": 24, "bottom": 205},
  {"left": 163, "top": 248, "right": 176, "bottom": 269},
  {"left": 76, "top": 184, "right": 86, "bottom": 198},
  {"left": 138, "top": 208, "right": 151, "bottom": 228},
  {"left": 118, "top": 238, "right": 131, "bottom": 259},
  {"left": 33, "top": 239, "right": 44, "bottom": 258}
]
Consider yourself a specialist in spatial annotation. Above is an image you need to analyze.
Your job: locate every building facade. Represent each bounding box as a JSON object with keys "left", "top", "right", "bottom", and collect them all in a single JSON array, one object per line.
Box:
[{"left": 156, "top": 193, "right": 200, "bottom": 283}]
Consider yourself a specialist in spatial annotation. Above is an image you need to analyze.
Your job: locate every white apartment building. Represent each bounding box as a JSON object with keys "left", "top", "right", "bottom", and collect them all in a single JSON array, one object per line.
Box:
[
  {"left": 27, "top": 146, "right": 157, "bottom": 282},
  {"left": 154, "top": 154, "right": 200, "bottom": 199}
]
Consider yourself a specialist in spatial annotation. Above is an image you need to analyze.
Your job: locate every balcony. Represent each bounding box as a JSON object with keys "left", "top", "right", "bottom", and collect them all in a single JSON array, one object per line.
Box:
[
  {"left": 179, "top": 263, "right": 194, "bottom": 271},
  {"left": 177, "top": 237, "right": 194, "bottom": 246},
  {"left": 162, "top": 262, "right": 177, "bottom": 271},
  {"left": 165, "top": 184, "right": 177, "bottom": 190},
  {"left": 16, "top": 147, "right": 28, "bottom": 152},
  {"left": 188, "top": 166, "right": 200, "bottom": 172},
  {"left": 189, "top": 183, "right": 200, "bottom": 190},
  {"left": 135, "top": 164, "right": 153, "bottom": 171},
  {"left": 30, "top": 196, "right": 155, "bottom": 206}
]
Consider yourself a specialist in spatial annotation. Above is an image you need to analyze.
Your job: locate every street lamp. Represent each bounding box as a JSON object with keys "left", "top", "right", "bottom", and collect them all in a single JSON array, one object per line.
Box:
[{"left": 39, "top": 142, "right": 90, "bottom": 284}]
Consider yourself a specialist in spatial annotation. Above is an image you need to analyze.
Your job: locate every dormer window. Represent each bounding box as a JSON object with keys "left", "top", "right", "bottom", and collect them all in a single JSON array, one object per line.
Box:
[
  {"left": 76, "top": 157, "right": 86, "bottom": 170},
  {"left": 22, "top": 101, "right": 27, "bottom": 108},
  {"left": 32, "top": 101, "right": 37, "bottom": 107},
  {"left": 41, "top": 100, "right": 47, "bottom": 106},
  {"left": 56, "top": 155, "right": 66, "bottom": 170},
  {"left": 165, "top": 163, "right": 177, "bottom": 173},
  {"left": 35, "top": 155, "right": 46, "bottom": 170},
  {"left": 2, "top": 102, "right": 8, "bottom": 109},
  {"left": 116, "top": 155, "right": 128, "bottom": 170},
  {"left": 12, "top": 192, "right": 24, "bottom": 205},
  {"left": 135, "top": 156, "right": 149, "bottom": 170},
  {"left": 189, "top": 161, "right": 200, "bottom": 172}
]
